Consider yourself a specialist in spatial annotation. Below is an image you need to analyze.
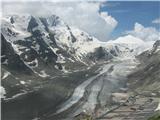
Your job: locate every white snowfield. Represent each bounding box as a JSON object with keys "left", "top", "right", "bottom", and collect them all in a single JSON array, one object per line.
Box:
[
  {"left": 107, "top": 35, "right": 154, "bottom": 55},
  {"left": 1, "top": 14, "right": 154, "bottom": 69},
  {"left": 38, "top": 70, "right": 50, "bottom": 78},
  {"left": 155, "top": 101, "right": 160, "bottom": 111},
  {"left": 1, "top": 15, "right": 120, "bottom": 68}
]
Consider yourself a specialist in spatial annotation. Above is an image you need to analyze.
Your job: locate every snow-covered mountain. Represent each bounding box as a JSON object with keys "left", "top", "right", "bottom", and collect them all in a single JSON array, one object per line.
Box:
[
  {"left": 1, "top": 15, "right": 121, "bottom": 73},
  {"left": 109, "top": 35, "right": 145, "bottom": 44},
  {"left": 1, "top": 14, "right": 122, "bottom": 100},
  {"left": 1, "top": 14, "right": 159, "bottom": 120},
  {"left": 1, "top": 14, "right": 157, "bottom": 99},
  {"left": 107, "top": 35, "right": 154, "bottom": 55}
]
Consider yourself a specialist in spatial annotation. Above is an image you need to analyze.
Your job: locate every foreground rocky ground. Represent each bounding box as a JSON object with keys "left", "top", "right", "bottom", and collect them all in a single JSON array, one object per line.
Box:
[
  {"left": 72, "top": 90, "right": 160, "bottom": 120},
  {"left": 96, "top": 93, "right": 159, "bottom": 120}
]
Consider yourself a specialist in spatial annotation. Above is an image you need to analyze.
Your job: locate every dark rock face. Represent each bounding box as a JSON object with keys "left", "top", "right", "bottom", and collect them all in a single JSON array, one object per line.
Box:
[
  {"left": 151, "top": 40, "right": 160, "bottom": 53},
  {"left": 27, "top": 16, "right": 39, "bottom": 32},
  {"left": 1, "top": 15, "right": 72, "bottom": 76},
  {"left": 39, "top": 17, "right": 49, "bottom": 32},
  {"left": 47, "top": 15, "right": 62, "bottom": 27},
  {"left": 92, "top": 47, "right": 112, "bottom": 61},
  {"left": 128, "top": 40, "right": 160, "bottom": 92},
  {"left": 10, "top": 16, "right": 15, "bottom": 24},
  {"left": 1, "top": 34, "right": 33, "bottom": 74},
  {"left": 88, "top": 46, "right": 120, "bottom": 62},
  {"left": 66, "top": 25, "right": 77, "bottom": 43}
]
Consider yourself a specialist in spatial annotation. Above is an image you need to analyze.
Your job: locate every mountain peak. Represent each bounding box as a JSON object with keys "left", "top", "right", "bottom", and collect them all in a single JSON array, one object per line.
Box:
[
  {"left": 112, "top": 35, "right": 144, "bottom": 44},
  {"left": 151, "top": 40, "right": 160, "bottom": 53}
]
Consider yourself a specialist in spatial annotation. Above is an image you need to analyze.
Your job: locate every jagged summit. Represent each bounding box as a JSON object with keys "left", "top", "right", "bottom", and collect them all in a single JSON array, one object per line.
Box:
[{"left": 1, "top": 14, "right": 121, "bottom": 75}]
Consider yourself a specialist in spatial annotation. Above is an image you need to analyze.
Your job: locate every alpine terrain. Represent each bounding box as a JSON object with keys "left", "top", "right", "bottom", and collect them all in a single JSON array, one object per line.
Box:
[{"left": 1, "top": 14, "right": 160, "bottom": 120}]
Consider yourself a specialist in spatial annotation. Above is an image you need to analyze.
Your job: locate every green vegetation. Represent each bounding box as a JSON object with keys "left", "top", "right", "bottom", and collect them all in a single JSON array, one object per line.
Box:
[{"left": 148, "top": 113, "right": 160, "bottom": 120}]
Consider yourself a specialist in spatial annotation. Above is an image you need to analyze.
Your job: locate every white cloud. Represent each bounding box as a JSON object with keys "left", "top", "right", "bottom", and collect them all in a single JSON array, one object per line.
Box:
[
  {"left": 126, "top": 22, "right": 160, "bottom": 41},
  {"left": 2, "top": 1, "right": 117, "bottom": 41},
  {"left": 2, "top": 0, "right": 106, "bottom": 2},
  {"left": 99, "top": 12, "right": 118, "bottom": 29},
  {"left": 152, "top": 18, "right": 160, "bottom": 24}
]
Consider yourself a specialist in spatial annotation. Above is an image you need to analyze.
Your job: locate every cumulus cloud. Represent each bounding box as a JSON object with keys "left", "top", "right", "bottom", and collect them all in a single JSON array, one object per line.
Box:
[
  {"left": 2, "top": 0, "right": 106, "bottom": 2},
  {"left": 126, "top": 22, "right": 160, "bottom": 41},
  {"left": 2, "top": 1, "right": 118, "bottom": 41},
  {"left": 152, "top": 18, "right": 160, "bottom": 24},
  {"left": 99, "top": 12, "right": 118, "bottom": 29}
]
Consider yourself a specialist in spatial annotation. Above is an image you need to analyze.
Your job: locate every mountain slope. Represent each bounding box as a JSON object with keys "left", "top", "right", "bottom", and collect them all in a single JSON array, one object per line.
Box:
[
  {"left": 128, "top": 40, "right": 160, "bottom": 92},
  {"left": 1, "top": 15, "right": 121, "bottom": 71},
  {"left": 1, "top": 14, "right": 159, "bottom": 120},
  {"left": 1, "top": 14, "right": 122, "bottom": 120},
  {"left": 90, "top": 40, "right": 160, "bottom": 120},
  {"left": 1, "top": 15, "right": 122, "bottom": 97}
]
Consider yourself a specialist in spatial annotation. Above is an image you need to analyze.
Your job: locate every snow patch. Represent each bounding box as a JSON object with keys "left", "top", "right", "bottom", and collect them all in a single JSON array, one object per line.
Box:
[
  {"left": 4, "top": 91, "right": 28, "bottom": 101},
  {"left": 54, "top": 65, "right": 59, "bottom": 70},
  {"left": 20, "top": 81, "right": 26, "bottom": 85},
  {"left": 50, "top": 47, "right": 59, "bottom": 53},
  {"left": 61, "top": 66, "right": 68, "bottom": 73},
  {"left": 32, "top": 117, "right": 40, "bottom": 120},
  {"left": 68, "top": 58, "right": 75, "bottom": 62},
  {"left": 155, "top": 101, "right": 160, "bottom": 111},
  {"left": 0, "top": 86, "right": 6, "bottom": 98},
  {"left": 38, "top": 70, "right": 50, "bottom": 78},
  {"left": 27, "top": 59, "right": 38, "bottom": 68},
  {"left": 24, "top": 55, "right": 28, "bottom": 59},
  {"left": 2, "top": 71, "right": 11, "bottom": 79},
  {"left": 34, "top": 44, "right": 40, "bottom": 51},
  {"left": 56, "top": 54, "right": 66, "bottom": 64},
  {"left": 2, "top": 59, "right": 8, "bottom": 65}
]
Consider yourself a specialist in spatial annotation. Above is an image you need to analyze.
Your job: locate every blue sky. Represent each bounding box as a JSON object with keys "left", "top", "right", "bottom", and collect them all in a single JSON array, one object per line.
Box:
[{"left": 100, "top": 1, "right": 160, "bottom": 39}]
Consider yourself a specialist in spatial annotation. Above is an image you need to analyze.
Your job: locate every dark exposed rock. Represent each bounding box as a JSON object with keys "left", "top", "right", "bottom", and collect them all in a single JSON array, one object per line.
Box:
[
  {"left": 27, "top": 16, "right": 39, "bottom": 32},
  {"left": 10, "top": 16, "right": 15, "bottom": 24},
  {"left": 1, "top": 34, "right": 33, "bottom": 74}
]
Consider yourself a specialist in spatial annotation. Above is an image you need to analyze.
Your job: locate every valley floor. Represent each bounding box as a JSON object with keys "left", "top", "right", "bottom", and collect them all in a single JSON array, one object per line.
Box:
[
  {"left": 2, "top": 53, "right": 159, "bottom": 120},
  {"left": 101, "top": 94, "right": 159, "bottom": 120},
  {"left": 43, "top": 54, "right": 158, "bottom": 120}
]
